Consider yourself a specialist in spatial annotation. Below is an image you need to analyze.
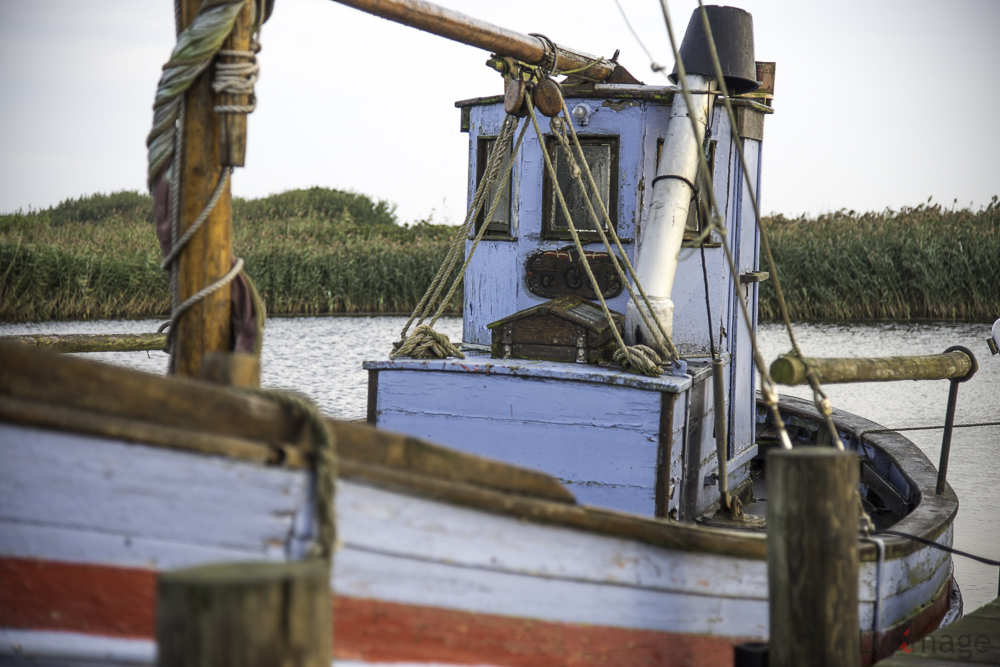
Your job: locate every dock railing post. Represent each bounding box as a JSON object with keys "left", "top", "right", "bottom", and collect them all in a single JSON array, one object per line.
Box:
[
  {"left": 156, "top": 561, "right": 332, "bottom": 667},
  {"left": 767, "top": 448, "right": 860, "bottom": 667}
]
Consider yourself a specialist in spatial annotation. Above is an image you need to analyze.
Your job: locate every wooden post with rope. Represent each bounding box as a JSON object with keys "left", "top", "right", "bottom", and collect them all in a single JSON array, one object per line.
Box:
[{"left": 173, "top": 0, "right": 251, "bottom": 379}]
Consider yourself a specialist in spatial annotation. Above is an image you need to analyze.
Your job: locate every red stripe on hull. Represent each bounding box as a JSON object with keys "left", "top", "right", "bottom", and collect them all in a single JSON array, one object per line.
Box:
[
  {"left": 334, "top": 597, "right": 742, "bottom": 667},
  {"left": 1, "top": 558, "right": 742, "bottom": 665},
  {"left": 0, "top": 557, "right": 952, "bottom": 666},
  {"left": 0, "top": 558, "right": 155, "bottom": 638}
]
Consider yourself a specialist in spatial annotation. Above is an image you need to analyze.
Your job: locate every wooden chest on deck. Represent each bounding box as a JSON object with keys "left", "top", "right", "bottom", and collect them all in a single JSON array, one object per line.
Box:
[{"left": 487, "top": 295, "right": 624, "bottom": 364}]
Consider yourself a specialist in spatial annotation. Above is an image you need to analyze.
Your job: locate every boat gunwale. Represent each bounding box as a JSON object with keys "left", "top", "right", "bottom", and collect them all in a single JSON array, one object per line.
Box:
[{"left": 0, "top": 341, "right": 956, "bottom": 563}]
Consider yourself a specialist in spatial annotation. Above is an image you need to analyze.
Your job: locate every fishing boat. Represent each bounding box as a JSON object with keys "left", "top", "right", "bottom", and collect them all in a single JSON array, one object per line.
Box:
[{"left": 0, "top": 1, "right": 972, "bottom": 665}]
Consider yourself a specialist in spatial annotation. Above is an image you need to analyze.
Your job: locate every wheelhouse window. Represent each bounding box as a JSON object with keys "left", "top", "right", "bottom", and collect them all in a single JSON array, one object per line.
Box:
[
  {"left": 542, "top": 135, "right": 618, "bottom": 241},
  {"left": 475, "top": 136, "right": 513, "bottom": 237}
]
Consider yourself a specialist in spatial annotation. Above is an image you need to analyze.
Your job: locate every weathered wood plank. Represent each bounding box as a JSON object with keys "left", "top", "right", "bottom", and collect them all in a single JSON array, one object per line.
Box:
[
  {"left": 329, "top": 419, "right": 574, "bottom": 504},
  {"left": 0, "top": 341, "right": 303, "bottom": 446},
  {"left": 0, "top": 333, "right": 166, "bottom": 353},
  {"left": 0, "top": 425, "right": 310, "bottom": 552},
  {"left": 0, "top": 395, "right": 294, "bottom": 467}
]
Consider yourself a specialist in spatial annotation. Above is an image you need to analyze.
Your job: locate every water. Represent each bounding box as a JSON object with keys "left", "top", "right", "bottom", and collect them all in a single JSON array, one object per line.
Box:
[
  {"left": 2, "top": 317, "right": 997, "bottom": 611},
  {"left": 757, "top": 321, "right": 1000, "bottom": 613}
]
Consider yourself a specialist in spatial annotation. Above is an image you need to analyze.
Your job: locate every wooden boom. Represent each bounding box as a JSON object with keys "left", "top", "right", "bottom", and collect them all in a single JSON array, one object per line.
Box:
[
  {"left": 330, "top": 0, "right": 616, "bottom": 81},
  {"left": 770, "top": 349, "right": 975, "bottom": 385}
]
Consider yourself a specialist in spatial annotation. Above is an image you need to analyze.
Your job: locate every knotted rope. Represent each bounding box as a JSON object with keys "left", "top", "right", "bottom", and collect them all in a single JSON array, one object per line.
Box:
[
  {"left": 526, "top": 96, "right": 674, "bottom": 377},
  {"left": 213, "top": 41, "right": 261, "bottom": 114},
  {"left": 392, "top": 325, "right": 465, "bottom": 360}
]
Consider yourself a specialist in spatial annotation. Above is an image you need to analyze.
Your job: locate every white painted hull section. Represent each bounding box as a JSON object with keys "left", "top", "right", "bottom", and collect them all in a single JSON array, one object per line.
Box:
[{"left": 0, "top": 422, "right": 954, "bottom": 664}]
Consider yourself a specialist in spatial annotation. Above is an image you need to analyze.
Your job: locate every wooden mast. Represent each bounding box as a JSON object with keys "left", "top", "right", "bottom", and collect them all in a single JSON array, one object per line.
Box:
[
  {"left": 173, "top": 0, "right": 252, "bottom": 378},
  {"left": 331, "top": 0, "right": 617, "bottom": 82}
]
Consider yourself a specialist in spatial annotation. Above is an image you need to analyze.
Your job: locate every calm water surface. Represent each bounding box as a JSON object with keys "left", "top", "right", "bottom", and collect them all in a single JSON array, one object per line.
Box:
[{"left": 3, "top": 317, "right": 997, "bottom": 611}]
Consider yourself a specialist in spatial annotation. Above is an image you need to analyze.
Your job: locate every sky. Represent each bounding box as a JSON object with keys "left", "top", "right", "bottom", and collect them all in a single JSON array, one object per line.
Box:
[{"left": 1, "top": 0, "right": 998, "bottom": 224}]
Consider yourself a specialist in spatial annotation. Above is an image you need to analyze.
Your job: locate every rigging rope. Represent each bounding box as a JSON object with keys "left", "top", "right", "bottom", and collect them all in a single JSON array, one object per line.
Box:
[
  {"left": 238, "top": 387, "right": 337, "bottom": 562},
  {"left": 554, "top": 96, "right": 680, "bottom": 364},
  {"left": 676, "top": 0, "right": 844, "bottom": 449},
  {"left": 526, "top": 98, "right": 665, "bottom": 377},
  {"left": 393, "top": 114, "right": 528, "bottom": 360},
  {"left": 656, "top": 0, "right": 797, "bottom": 449}
]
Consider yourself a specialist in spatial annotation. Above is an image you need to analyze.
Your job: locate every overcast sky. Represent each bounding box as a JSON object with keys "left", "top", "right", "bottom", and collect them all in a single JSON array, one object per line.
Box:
[{"left": 1, "top": 0, "right": 998, "bottom": 224}]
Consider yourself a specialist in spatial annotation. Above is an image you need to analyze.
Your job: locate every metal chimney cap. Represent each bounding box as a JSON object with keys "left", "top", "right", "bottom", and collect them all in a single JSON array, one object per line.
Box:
[{"left": 670, "top": 6, "right": 759, "bottom": 95}]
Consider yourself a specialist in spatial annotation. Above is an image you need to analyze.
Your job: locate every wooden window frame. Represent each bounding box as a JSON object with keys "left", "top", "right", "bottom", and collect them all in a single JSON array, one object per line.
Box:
[{"left": 541, "top": 135, "right": 619, "bottom": 242}]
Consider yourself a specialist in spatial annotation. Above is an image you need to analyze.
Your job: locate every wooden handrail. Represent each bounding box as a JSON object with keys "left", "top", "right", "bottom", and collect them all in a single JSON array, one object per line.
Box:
[{"left": 770, "top": 349, "right": 975, "bottom": 386}]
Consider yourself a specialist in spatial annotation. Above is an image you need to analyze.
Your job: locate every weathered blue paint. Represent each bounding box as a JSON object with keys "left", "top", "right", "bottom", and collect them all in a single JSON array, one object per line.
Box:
[
  {"left": 366, "top": 90, "right": 767, "bottom": 520},
  {"left": 374, "top": 366, "right": 672, "bottom": 515},
  {"left": 364, "top": 353, "right": 691, "bottom": 393}
]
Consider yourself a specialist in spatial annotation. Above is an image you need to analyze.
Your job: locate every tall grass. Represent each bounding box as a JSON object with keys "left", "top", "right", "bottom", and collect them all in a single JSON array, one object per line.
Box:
[
  {"left": 3, "top": 189, "right": 996, "bottom": 323},
  {"left": 0, "top": 188, "right": 460, "bottom": 322},
  {"left": 758, "top": 198, "right": 999, "bottom": 321}
]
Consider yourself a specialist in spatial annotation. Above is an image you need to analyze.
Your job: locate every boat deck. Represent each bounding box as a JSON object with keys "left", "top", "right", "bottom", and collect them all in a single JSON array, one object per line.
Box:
[{"left": 880, "top": 596, "right": 1000, "bottom": 665}]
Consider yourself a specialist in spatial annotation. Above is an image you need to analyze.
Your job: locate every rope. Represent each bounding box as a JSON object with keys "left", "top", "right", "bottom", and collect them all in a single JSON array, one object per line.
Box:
[
  {"left": 554, "top": 96, "right": 680, "bottom": 364},
  {"left": 397, "top": 115, "right": 515, "bottom": 343},
  {"left": 158, "top": 258, "right": 245, "bottom": 337},
  {"left": 239, "top": 388, "right": 337, "bottom": 562},
  {"left": 160, "top": 168, "right": 232, "bottom": 271},
  {"left": 526, "top": 99, "right": 663, "bottom": 377},
  {"left": 426, "top": 119, "right": 530, "bottom": 327},
  {"left": 146, "top": 0, "right": 248, "bottom": 189},
  {"left": 686, "top": 0, "right": 844, "bottom": 449},
  {"left": 392, "top": 325, "right": 465, "bottom": 360},
  {"left": 877, "top": 530, "right": 1000, "bottom": 567},
  {"left": 213, "top": 42, "right": 260, "bottom": 113},
  {"left": 547, "top": 117, "right": 673, "bottom": 363},
  {"left": 655, "top": 0, "right": 797, "bottom": 449},
  {"left": 393, "top": 116, "right": 528, "bottom": 360}
]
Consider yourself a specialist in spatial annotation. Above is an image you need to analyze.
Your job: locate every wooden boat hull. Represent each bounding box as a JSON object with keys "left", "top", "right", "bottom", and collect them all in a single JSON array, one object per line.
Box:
[
  {"left": 1, "top": 430, "right": 956, "bottom": 665},
  {"left": 0, "top": 347, "right": 959, "bottom": 666}
]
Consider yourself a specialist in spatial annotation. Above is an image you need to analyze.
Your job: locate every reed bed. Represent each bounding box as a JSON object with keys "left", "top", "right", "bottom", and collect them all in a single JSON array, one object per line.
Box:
[
  {"left": 0, "top": 188, "right": 460, "bottom": 322},
  {"left": 758, "top": 199, "right": 999, "bottom": 322},
  {"left": 2, "top": 189, "right": 996, "bottom": 323}
]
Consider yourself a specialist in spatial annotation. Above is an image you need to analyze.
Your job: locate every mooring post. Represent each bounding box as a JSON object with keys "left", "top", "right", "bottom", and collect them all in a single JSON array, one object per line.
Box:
[
  {"left": 156, "top": 561, "right": 331, "bottom": 667},
  {"left": 767, "top": 448, "right": 860, "bottom": 667}
]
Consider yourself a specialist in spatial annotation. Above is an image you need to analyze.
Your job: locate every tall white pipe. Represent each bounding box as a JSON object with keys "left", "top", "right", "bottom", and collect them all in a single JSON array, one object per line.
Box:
[{"left": 626, "top": 74, "right": 717, "bottom": 348}]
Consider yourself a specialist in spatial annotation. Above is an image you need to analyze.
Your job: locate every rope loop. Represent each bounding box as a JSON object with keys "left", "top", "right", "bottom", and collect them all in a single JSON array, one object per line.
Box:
[
  {"left": 391, "top": 325, "right": 465, "bottom": 361},
  {"left": 236, "top": 387, "right": 337, "bottom": 562},
  {"left": 213, "top": 39, "right": 261, "bottom": 114},
  {"left": 613, "top": 345, "right": 663, "bottom": 377},
  {"left": 528, "top": 33, "right": 558, "bottom": 76}
]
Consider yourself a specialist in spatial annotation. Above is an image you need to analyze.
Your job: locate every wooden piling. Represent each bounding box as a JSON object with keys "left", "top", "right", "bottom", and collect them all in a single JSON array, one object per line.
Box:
[
  {"left": 156, "top": 561, "right": 331, "bottom": 667},
  {"left": 767, "top": 448, "right": 859, "bottom": 667}
]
